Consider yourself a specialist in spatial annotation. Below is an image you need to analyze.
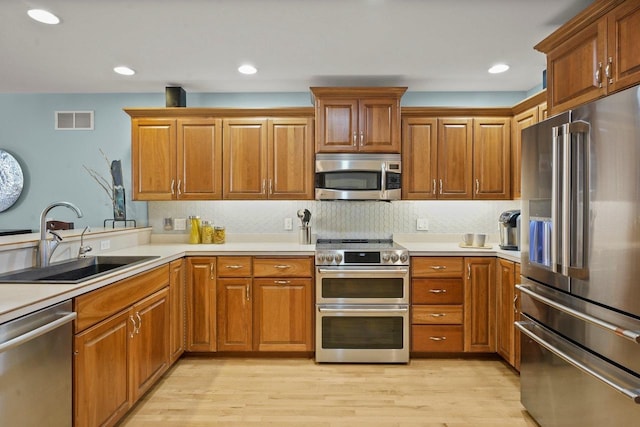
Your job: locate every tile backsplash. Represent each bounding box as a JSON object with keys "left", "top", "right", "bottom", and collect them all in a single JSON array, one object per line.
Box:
[{"left": 149, "top": 200, "right": 520, "bottom": 239}]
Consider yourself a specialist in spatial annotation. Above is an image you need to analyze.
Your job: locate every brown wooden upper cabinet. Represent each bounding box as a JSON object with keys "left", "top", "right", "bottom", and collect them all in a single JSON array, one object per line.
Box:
[
  {"left": 223, "top": 118, "right": 314, "bottom": 200},
  {"left": 536, "top": 0, "right": 640, "bottom": 115},
  {"left": 311, "top": 87, "right": 407, "bottom": 153},
  {"left": 130, "top": 117, "right": 223, "bottom": 201},
  {"left": 402, "top": 115, "right": 510, "bottom": 200}
]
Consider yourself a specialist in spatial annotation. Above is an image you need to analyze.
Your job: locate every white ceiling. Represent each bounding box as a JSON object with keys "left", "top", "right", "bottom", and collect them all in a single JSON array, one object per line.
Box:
[{"left": 1, "top": 0, "right": 593, "bottom": 94}]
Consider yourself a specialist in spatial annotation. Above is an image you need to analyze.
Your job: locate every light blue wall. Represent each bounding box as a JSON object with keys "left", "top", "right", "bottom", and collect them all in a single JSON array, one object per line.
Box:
[{"left": 0, "top": 90, "right": 527, "bottom": 231}]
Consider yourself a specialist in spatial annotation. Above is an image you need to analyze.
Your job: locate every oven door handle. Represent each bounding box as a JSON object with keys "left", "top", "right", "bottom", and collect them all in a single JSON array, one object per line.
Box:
[
  {"left": 317, "top": 267, "right": 409, "bottom": 275},
  {"left": 318, "top": 307, "right": 408, "bottom": 313}
]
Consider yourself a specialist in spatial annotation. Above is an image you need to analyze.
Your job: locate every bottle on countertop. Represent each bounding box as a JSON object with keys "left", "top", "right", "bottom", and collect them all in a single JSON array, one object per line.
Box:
[
  {"left": 188, "top": 216, "right": 201, "bottom": 244},
  {"left": 201, "top": 220, "right": 214, "bottom": 244}
]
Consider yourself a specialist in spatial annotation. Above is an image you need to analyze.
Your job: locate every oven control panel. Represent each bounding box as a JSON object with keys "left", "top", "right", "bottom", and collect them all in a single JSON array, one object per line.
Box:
[{"left": 315, "top": 250, "right": 409, "bottom": 266}]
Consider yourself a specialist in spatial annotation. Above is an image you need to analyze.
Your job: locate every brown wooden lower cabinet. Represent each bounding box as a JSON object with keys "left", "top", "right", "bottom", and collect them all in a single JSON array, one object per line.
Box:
[
  {"left": 73, "top": 265, "right": 170, "bottom": 427},
  {"left": 186, "top": 257, "right": 217, "bottom": 352},
  {"left": 463, "top": 257, "right": 496, "bottom": 352},
  {"left": 412, "top": 325, "right": 464, "bottom": 352},
  {"left": 217, "top": 277, "right": 253, "bottom": 351}
]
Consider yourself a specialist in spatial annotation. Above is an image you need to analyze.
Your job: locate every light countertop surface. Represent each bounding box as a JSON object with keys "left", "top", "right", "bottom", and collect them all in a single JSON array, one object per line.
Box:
[{"left": 0, "top": 238, "right": 520, "bottom": 324}]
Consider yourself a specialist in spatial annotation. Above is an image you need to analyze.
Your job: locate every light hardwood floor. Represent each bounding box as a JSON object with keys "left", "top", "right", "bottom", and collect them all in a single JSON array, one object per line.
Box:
[{"left": 119, "top": 356, "right": 539, "bottom": 427}]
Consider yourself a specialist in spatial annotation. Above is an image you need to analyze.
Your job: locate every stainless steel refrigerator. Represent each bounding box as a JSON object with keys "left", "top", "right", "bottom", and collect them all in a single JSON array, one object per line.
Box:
[{"left": 518, "top": 84, "right": 640, "bottom": 426}]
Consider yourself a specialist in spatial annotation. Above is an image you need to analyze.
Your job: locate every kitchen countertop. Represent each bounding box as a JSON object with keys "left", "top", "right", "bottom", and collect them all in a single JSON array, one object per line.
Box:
[{"left": 0, "top": 237, "right": 520, "bottom": 324}]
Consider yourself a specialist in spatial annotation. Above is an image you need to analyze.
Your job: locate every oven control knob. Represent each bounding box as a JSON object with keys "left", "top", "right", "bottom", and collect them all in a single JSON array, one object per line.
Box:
[
  {"left": 325, "top": 254, "right": 334, "bottom": 263},
  {"left": 390, "top": 253, "right": 399, "bottom": 263},
  {"left": 382, "top": 253, "right": 391, "bottom": 262},
  {"left": 317, "top": 254, "right": 325, "bottom": 263},
  {"left": 400, "top": 253, "right": 409, "bottom": 263},
  {"left": 334, "top": 253, "right": 343, "bottom": 264}
]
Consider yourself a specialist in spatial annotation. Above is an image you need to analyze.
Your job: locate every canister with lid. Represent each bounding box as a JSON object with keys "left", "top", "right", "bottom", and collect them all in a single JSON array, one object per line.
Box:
[
  {"left": 188, "top": 216, "right": 201, "bottom": 244},
  {"left": 201, "top": 220, "right": 214, "bottom": 244},
  {"left": 213, "top": 226, "right": 226, "bottom": 244}
]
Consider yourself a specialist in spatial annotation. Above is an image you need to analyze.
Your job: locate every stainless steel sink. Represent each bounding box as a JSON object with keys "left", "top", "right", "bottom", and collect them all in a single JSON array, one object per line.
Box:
[{"left": 0, "top": 255, "right": 159, "bottom": 284}]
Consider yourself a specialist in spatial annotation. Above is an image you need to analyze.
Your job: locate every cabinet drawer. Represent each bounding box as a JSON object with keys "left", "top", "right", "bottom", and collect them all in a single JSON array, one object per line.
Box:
[
  {"left": 412, "top": 305, "right": 463, "bottom": 325},
  {"left": 217, "top": 256, "right": 252, "bottom": 277},
  {"left": 412, "top": 278, "right": 463, "bottom": 304},
  {"left": 253, "top": 257, "right": 313, "bottom": 278},
  {"left": 412, "top": 257, "right": 463, "bottom": 277},
  {"left": 74, "top": 264, "right": 170, "bottom": 333},
  {"left": 411, "top": 325, "right": 463, "bottom": 352}
]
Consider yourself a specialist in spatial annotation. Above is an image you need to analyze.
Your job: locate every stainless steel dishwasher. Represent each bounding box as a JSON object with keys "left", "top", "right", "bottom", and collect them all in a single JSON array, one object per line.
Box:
[{"left": 0, "top": 300, "right": 76, "bottom": 426}]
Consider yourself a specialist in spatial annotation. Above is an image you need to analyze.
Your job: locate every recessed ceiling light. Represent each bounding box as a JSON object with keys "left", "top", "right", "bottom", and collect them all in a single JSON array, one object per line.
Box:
[
  {"left": 27, "top": 9, "right": 60, "bottom": 25},
  {"left": 238, "top": 64, "right": 257, "bottom": 75},
  {"left": 113, "top": 66, "right": 136, "bottom": 76},
  {"left": 488, "top": 64, "right": 510, "bottom": 74}
]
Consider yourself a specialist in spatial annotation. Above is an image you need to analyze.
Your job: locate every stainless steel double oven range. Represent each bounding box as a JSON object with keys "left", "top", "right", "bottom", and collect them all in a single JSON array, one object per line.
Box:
[{"left": 315, "top": 239, "right": 410, "bottom": 363}]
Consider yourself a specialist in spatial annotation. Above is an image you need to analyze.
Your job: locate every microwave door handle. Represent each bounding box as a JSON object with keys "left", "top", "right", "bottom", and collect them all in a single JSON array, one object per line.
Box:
[{"left": 381, "top": 162, "right": 387, "bottom": 197}]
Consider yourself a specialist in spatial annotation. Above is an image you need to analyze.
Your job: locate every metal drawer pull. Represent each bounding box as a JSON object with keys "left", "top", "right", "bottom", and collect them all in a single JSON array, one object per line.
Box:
[
  {"left": 517, "top": 285, "right": 640, "bottom": 344},
  {"left": 135, "top": 312, "right": 142, "bottom": 334},
  {"left": 274, "top": 264, "right": 291, "bottom": 269},
  {"left": 274, "top": 280, "right": 290, "bottom": 285},
  {"left": 430, "top": 266, "right": 446, "bottom": 270},
  {"left": 429, "top": 336, "right": 447, "bottom": 341},
  {"left": 225, "top": 265, "right": 244, "bottom": 269},
  {"left": 430, "top": 313, "right": 446, "bottom": 317},
  {"left": 428, "top": 289, "right": 447, "bottom": 294}
]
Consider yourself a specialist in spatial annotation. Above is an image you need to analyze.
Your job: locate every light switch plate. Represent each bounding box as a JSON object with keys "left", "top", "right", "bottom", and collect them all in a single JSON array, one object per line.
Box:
[
  {"left": 284, "top": 218, "right": 293, "bottom": 230},
  {"left": 417, "top": 218, "right": 429, "bottom": 231},
  {"left": 174, "top": 218, "right": 186, "bottom": 231}
]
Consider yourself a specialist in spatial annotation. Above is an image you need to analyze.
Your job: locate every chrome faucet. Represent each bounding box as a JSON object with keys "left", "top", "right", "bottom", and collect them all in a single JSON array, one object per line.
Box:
[
  {"left": 38, "top": 201, "right": 83, "bottom": 267},
  {"left": 78, "top": 226, "right": 92, "bottom": 258}
]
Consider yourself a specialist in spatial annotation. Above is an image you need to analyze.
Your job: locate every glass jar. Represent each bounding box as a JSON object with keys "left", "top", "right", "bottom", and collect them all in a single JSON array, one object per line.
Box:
[
  {"left": 201, "top": 220, "right": 214, "bottom": 244},
  {"left": 188, "top": 216, "right": 201, "bottom": 244},
  {"left": 213, "top": 226, "right": 226, "bottom": 244}
]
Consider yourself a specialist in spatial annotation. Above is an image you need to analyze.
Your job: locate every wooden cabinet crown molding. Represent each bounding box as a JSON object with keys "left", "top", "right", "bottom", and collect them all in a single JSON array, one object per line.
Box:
[
  {"left": 534, "top": 0, "right": 624, "bottom": 53},
  {"left": 124, "top": 107, "right": 314, "bottom": 118},
  {"left": 310, "top": 86, "right": 407, "bottom": 102},
  {"left": 511, "top": 90, "right": 547, "bottom": 115},
  {"left": 401, "top": 106, "right": 512, "bottom": 118}
]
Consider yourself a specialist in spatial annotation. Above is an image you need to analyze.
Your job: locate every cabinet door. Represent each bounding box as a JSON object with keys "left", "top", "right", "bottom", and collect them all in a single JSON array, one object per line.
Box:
[
  {"left": 186, "top": 257, "right": 217, "bottom": 352},
  {"left": 268, "top": 118, "right": 314, "bottom": 199},
  {"left": 315, "top": 98, "right": 359, "bottom": 152},
  {"left": 402, "top": 117, "right": 438, "bottom": 199},
  {"left": 546, "top": 18, "right": 607, "bottom": 114},
  {"left": 74, "top": 310, "right": 131, "bottom": 427},
  {"left": 464, "top": 257, "right": 496, "bottom": 352},
  {"left": 169, "top": 258, "right": 185, "bottom": 363},
  {"left": 607, "top": 1, "right": 640, "bottom": 93},
  {"left": 130, "top": 288, "right": 170, "bottom": 402},
  {"left": 176, "top": 118, "right": 223, "bottom": 200},
  {"left": 496, "top": 259, "right": 515, "bottom": 366},
  {"left": 511, "top": 107, "right": 539, "bottom": 200},
  {"left": 437, "top": 118, "right": 473, "bottom": 199},
  {"left": 223, "top": 119, "right": 268, "bottom": 199},
  {"left": 473, "top": 118, "right": 511, "bottom": 200},
  {"left": 131, "top": 118, "right": 176, "bottom": 200},
  {"left": 253, "top": 278, "right": 313, "bottom": 351},
  {"left": 359, "top": 98, "right": 400, "bottom": 153},
  {"left": 217, "top": 278, "right": 253, "bottom": 351}
]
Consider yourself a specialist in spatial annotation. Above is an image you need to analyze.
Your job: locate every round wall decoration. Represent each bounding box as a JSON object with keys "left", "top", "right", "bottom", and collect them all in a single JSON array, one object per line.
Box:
[{"left": 0, "top": 149, "right": 24, "bottom": 212}]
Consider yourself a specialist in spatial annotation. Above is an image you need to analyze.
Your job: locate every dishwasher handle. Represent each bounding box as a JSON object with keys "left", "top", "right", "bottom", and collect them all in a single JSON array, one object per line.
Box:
[{"left": 0, "top": 311, "right": 76, "bottom": 354}]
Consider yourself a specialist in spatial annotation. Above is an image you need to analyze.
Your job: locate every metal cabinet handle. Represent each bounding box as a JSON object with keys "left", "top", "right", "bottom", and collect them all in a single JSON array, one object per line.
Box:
[
  {"left": 177, "top": 179, "right": 182, "bottom": 195},
  {"left": 475, "top": 179, "right": 479, "bottom": 194},
  {"left": 352, "top": 131, "right": 357, "bottom": 146},
  {"left": 431, "top": 266, "right": 446, "bottom": 270},
  {"left": 262, "top": 179, "right": 266, "bottom": 193},
  {"left": 513, "top": 293, "right": 519, "bottom": 314},
  {"left": 226, "top": 265, "right": 244, "bottom": 269},
  {"left": 432, "top": 179, "right": 436, "bottom": 195},
  {"left": 274, "top": 264, "right": 291, "bottom": 269},
  {"left": 129, "top": 316, "right": 136, "bottom": 338},
  {"left": 430, "top": 313, "right": 446, "bottom": 318},
  {"left": 170, "top": 179, "right": 175, "bottom": 195},
  {"left": 359, "top": 131, "right": 364, "bottom": 145},
  {"left": 605, "top": 57, "right": 613, "bottom": 84},
  {"left": 135, "top": 312, "right": 142, "bottom": 334},
  {"left": 246, "top": 284, "right": 250, "bottom": 301},
  {"left": 274, "top": 280, "right": 291, "bottom": 285},
  {"left": 429, "top": 336, "right": 447, "bottom": 341},
  {"left": 269, "top": 179, "right": 272, "bottom": 194},
  {"left": 428, "top": 289, "right": 447, "bottom": 293},
  {"left": 439, "top": 179, "right": 443, "bottom": 195},
  {"left": 595, "top": 62, "right": 603, "bottom": 88},
  {"left": 467, "top": 263, "right": 471, "bottom": 280},
  {"left": 210, "top": 263, "right": 215, "bottom": 279}
]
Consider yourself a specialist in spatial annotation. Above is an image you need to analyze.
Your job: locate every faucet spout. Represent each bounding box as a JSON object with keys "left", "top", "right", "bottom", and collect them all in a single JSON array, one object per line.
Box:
[{"left": 38, "top": 201, "right": 83, "bottom": 267}]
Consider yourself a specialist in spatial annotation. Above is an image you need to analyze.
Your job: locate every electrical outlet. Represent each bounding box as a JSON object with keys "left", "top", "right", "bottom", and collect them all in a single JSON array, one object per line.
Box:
[
  {"left": 100, "top": 240, "right": 111, "bottom": 250},
  {"left": 284, "top": 217, "right": 293, "bottom": 230},
  {"left": 173, "top": 218, "right": 186, "bottom": 231},
  {"left": 416, "top": 218, "right": 429, "bottom": 231}
]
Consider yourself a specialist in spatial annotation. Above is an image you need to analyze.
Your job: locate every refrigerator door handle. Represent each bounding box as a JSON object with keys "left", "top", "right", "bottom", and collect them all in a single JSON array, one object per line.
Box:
[
  {"left": 517, "top": 284, "right": 640, "bottom": 344},
  {"left": 516, "top": 318, "right": 640, "bottom": 404},
  {"left": 551, "top": 125, "right": 562, "bottom": 273}
]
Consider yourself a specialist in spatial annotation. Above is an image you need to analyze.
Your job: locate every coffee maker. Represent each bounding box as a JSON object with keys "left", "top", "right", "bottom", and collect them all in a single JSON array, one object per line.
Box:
[{"left": 498, "top": 209, "right": 521, "bottom": 250}]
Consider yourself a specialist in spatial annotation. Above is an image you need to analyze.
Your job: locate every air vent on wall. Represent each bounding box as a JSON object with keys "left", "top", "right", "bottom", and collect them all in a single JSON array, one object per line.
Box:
[{"left": 55, "top": 111, "right": 94, "bottom": 130}]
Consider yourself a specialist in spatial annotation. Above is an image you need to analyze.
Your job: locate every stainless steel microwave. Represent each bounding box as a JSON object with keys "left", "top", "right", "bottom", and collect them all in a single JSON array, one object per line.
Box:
[{"left": 315, "top": 153, "right": 401, "bottom": 201}]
